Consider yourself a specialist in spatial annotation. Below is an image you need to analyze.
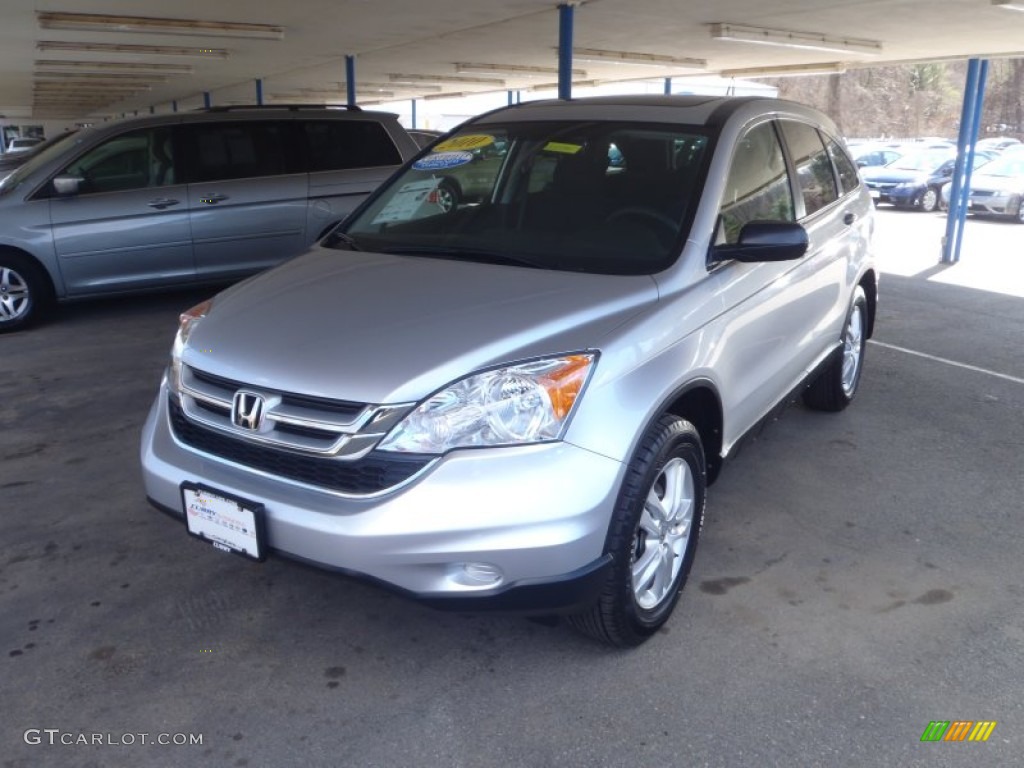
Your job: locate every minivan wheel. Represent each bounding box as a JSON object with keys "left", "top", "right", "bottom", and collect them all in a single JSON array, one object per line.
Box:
[
  {"left": 920, "top": 188, "right": 939, "bottom": 213},
  {"left": 569, "top": 415, "right": 705, "bottom": 647},
  {"left": 803, "top": 285, "right": 868, "bottom": 411},
  {"left": 0, "top": 253, "right": 52, "bottom": 333}
]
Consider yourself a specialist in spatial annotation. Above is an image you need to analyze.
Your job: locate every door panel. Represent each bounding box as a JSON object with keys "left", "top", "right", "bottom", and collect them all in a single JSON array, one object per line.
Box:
[{"left": 49, "top": 126, "right": 193, "bottom": 295}]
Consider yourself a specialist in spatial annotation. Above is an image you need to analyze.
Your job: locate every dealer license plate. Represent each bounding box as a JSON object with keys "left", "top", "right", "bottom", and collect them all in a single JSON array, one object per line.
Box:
[{"left": 181, "top": 483, "right": 265, "bottom": 561}]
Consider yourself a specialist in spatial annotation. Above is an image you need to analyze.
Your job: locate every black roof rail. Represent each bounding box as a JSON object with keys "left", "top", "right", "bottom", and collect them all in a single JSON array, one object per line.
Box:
[{"left": 199, "top": 104, "right": 363, "bottom": 113}]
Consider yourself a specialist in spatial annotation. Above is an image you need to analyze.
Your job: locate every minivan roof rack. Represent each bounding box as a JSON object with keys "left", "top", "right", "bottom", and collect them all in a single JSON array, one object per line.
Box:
[{"left": 200, "top": 104, "right": 363, "bottom": 113}]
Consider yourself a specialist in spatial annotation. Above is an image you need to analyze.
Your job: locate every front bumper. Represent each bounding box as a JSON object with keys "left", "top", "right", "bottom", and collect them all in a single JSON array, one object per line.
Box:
[
  {"left": 968, "top": 191, "right": 1018, "bottom": 217},
  {"left": 866, "top": 184, "right": 921, "bottom": 206},
  {"left": 140, "top": 388, "right": 623, "bottom": 612}
]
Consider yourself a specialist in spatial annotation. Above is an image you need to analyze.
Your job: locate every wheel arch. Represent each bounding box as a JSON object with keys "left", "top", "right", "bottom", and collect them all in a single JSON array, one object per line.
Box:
[
  {"left": 0, "top": 245, "right": 58, "bottom": 301},
  {"left": 857, "top": 269, "right": 878, "bottom": 339},
  {"left": 659, "top": 379, "right": 724, "bottom": 485}
]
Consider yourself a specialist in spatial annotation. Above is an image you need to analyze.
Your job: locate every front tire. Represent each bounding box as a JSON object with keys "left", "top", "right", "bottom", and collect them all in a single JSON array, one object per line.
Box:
[
  {"left": 920, "top": 187, "right": 939, "bottom": 213},
  {"left": 0, "top": 252, "right": 53, "bottom": 333},
  {"left": 803, "top": 285, "right": 868, "bottom": 411},
  {"left": 569, "top": 415, "right": 705, "bottom": 647}
]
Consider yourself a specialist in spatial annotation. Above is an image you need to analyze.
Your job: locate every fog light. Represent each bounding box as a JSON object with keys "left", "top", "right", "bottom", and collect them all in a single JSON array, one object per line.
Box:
[{"left": 449, "top": 562, "right": 503, "bottom": 587}]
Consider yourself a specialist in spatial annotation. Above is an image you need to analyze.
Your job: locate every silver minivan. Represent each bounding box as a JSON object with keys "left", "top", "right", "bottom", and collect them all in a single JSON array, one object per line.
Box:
[
  {"left": 0, "top": 106, "right": 419, "bottom": 331},
  {"left": 141, "top": 96, "right": 877, "bottom": 646}
]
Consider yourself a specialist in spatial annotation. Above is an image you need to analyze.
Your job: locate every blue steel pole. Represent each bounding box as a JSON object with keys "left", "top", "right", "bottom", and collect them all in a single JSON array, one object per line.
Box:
[
  {"left": 953, "top": 59, "right": 989, "bottom": 264},
  {"left": 203, "top": 91, "right": 212, "bottom": 109},
  {"left": 942, "top": 59, "right": 979, "bottom": 264},
  {"left": 558, "top": 4, "right": 574, "bottom": 101},
  {"left": 664, "top": 77, "right": 672, "bottom": 95},
  {"left": 508, "top": 90, "right": 514, "bottom": 106},
  {"left": 346, "top": 55, "right": 356, "bottom": 108},
  {"left": 255, "top": 78, "right": 264, "bottom": 106}
]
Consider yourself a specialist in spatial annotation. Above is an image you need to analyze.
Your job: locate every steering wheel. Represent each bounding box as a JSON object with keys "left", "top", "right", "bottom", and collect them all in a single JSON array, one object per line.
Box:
[{"left": 604, "top": 207, "right": 679, "bottom": 243}]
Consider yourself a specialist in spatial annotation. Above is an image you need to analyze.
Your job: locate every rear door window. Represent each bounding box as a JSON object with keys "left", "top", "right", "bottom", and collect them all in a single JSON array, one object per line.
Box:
[
  {"left": 779, "top": 120, "right": 839, "bottom": 216},
  {"left": 179, "top": 121, "right": 295, "bottom": 183}
]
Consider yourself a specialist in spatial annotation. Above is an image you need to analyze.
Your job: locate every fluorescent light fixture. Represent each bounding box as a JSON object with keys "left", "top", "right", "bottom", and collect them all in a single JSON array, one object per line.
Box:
[
  {"left": 992, "top": 1, "right": 1024, "bottom": 10},
  {"left": 34, "top": 72, "right": 168, "bottom": 84},
  {"left": 331, "top": 81, "right": 443, "bottom": 93},
  {"left": 35, "top": 60, "right": 193, "bottom": 75},
  {"left": 570, "top": 47, "right": 706, "bottom": 70},
  {"left": 422, "top": 91, "right": 472, "bottom": 101},
  {"left": 455, "top": 62, "right": 587, "bottom": 77},
  {"left": 37, "top": 41, "right": 229, "bottom": 58},
  {"left": 721, "top": 63, "right": 847, "bottom": 78},
  {"left": 710, "top": 23, "right": 881, "bottom": 55},
  {"left": 37, "top": 12, "right": 284, "bottom": 40},
  {"left": 527, "top": 79, "right": 599, "bottom": 92},
  {"left": 388, "top": 73, "right": 506, "bottom": 86}
]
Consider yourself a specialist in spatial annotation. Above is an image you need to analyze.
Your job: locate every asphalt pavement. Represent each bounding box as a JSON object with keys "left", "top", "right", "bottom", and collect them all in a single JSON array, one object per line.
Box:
[{"left": 2, "top": 208, "right": 1021, "bottom": 767}]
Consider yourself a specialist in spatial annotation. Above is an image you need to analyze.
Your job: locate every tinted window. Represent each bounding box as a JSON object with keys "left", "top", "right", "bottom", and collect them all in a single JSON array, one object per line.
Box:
[
  {"left": 719, "top": 121, "right": 794, "bottom": 244},
  {"left": 826, "top": 137, "right": 860, "bottom": 195},
  {"left": 303, "top": 120, "right": 402, "bottom": 171},
  {"left": 780, "top": 120, "right": 838, "bottom": 216},
  {"left": 181, "top": 121, "right": 291, "bottom": 183},
  {"left": 60, "top": 127, "right": 175, "bottom": 194}
]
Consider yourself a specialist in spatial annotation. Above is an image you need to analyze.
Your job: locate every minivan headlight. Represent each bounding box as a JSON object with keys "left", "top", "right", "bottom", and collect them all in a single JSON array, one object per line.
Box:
[
  {"left": 169, "top": 299, "right": 212, "bottom": 394},
  {"left": 378, "top": 354, "right": 596, "bottom": 454}
]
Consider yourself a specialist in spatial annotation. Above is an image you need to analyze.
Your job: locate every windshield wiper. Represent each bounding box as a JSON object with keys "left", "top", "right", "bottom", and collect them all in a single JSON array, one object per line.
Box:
[{"left": 379, "top": 245, "right": 553, "bottom": 270}]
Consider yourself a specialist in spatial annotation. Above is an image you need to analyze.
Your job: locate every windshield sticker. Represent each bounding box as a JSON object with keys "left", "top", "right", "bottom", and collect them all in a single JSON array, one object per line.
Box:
[
  {"left": 412, "top": 151, "right": 474, "bottom": 171},
  {"left": 371, "top": 180, "right": 441, "bottom": 224},
  {"left": 433, "top": 134, "right": 495, "bottom": 152},
  {"left": 542, "top": 141, "right": 583, "bottom": 155}
]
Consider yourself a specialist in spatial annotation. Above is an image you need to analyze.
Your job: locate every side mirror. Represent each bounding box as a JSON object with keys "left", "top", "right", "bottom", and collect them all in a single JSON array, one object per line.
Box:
[
  {"left": 52, "top": 174, "right": 83, "bottom": 196},
  {"left": 711, "top": 221, "right": 809, "bottom": 264}
]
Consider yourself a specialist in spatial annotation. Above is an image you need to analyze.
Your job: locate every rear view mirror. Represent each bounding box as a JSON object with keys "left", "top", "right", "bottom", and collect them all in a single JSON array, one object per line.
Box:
[{"left": 711, "top": 221, "right": 809, "bottom": 263}]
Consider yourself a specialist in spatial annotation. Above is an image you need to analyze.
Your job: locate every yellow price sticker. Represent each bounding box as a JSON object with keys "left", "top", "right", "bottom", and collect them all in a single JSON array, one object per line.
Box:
[
  {"left": 433, "top": 134, "right": 495, "bottom": 152},
  {"left": 542, "top": 141, "right": 583, "bottom": 155}
]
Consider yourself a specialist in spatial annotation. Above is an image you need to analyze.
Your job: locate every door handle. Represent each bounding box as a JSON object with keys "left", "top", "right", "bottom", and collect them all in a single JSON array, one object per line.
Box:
[
  {"left": 843, "top": 212, "right": 857, "bottom": 225},
  {"left": 147, "top": 198, "right": 180, "bottom": 210},
  {"left": 199, "top": 193, "right": 229, "bottom": 205}
]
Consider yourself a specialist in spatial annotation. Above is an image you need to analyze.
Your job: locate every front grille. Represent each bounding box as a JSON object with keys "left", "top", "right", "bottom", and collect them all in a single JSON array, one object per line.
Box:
[{"left": 169, "top": 399, "right": 431, "bottom": 494}]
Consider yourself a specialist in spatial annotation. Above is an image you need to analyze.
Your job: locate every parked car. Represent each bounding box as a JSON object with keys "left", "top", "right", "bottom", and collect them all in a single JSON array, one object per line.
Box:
[
  {"left": 861, "top": 149, "right": 957, "bottom": 209},
  {"left": 916, "top": 151, "right": 997, "bottom": 212},
  {"left": 141, "top": 95, "right": 877, "bottom": 647},
  {"left": 0, "top": 106, "right": 419, "bottom": 332},
  {"left": 944, "top": 154, "right": 1024, "bottom": 221},
  {"left": 851, "top": 144, "right": 904, "bottom": 169},
  {"left": 0, "top": 130, "right": 76, "bottom": 184},
  {"left": 5, "top": 136, "right": 44, "bottom": 153}
]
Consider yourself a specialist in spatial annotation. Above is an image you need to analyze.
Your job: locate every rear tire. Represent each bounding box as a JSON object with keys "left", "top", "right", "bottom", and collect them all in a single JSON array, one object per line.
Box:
[
  {"left": 569, "top": 415, "right": 705, "bottom": 647},
  {"left": 803, "top": 286, "right": 868, "bottom": 412},
  {"left": 0, "top": 252, "right": 53, "bottom": 333},
  {"left": 920, "top": 187, "right": 939, "bottom": 213}
]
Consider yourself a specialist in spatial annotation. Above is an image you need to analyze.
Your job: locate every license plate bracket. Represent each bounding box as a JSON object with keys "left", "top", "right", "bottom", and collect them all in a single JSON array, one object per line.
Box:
[{"left": 181, "top": 483, "right": 266, "bottom": 562}]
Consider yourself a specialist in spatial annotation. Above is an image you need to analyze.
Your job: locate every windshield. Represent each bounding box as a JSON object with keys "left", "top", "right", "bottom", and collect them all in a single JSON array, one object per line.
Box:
[
  {"left": 976, "top": 155, "right": 1024, "bottom": 177},
  {"left": 0, "top": 130, "right": 84, "bottom": 195},
  {"left": 334, "top": 121, "right": 710, "bottom": 275}
]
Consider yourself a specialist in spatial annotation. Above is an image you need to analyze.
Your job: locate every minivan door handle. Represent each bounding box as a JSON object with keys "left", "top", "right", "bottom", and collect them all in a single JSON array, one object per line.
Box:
[
  {"left": 199, "top": 193, "right": 229, "bottom": 205},
  {"left": 147, "top": 198, "right": 180, "bottom": 210},
  {"left": 843, "top": 212, "right": 857, "bottom": 226}
]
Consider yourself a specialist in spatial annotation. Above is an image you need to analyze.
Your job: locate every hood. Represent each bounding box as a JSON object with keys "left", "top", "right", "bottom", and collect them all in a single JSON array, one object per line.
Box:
[
  {"left": 861, "top": 167, "right": 928, "bottom": 184},
  {"left": 184, "top": 247, "right": 659, "bottom": 404},
  {"left": 967, "top": 171, "right": 1021, "bottom": 193}
]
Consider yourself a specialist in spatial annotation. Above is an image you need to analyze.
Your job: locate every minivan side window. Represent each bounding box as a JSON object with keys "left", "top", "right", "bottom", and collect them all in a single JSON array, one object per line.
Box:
[
  {"left": 718, "top": 121, "right": 794, "bottom": 244},
  {"left": 180, "top": 121, "right": 293, "bottom": 183},
  {"left": 303, "top": 121, "right": 403, "bottom": 171},
  {"left": 60, "top": 127, "right": 175, "bottom": 194},
  {"left": 779, "top": 120, "right": 839, "bottom": 216}
]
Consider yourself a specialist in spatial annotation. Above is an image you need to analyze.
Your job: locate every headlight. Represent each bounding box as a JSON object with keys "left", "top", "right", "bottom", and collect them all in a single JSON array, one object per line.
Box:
[
  {"left": 169, "top": 299, "right": 212, "bottom": 393},
  {"left": 378, "top": 353, "right": 596, "bottom": 454}
]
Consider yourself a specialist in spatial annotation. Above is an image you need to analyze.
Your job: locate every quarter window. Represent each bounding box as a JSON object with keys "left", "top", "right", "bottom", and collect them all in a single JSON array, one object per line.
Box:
[
  {"left": 779, "top": 120, "right": 839, "bottom": 216},
  {"left": 719, "top": 121, "right": 794, "bottom": 244},
  {"left": 826, "top": 136, "right": 860, "bottom": 195},
  {"left": 303, "top": 121, "right": 402, "bottom": 171}
]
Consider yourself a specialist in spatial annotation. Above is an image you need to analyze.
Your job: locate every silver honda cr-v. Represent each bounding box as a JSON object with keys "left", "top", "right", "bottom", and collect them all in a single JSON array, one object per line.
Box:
[{"left": 141, "top": 96, "right": 877, "bottom": 646}]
